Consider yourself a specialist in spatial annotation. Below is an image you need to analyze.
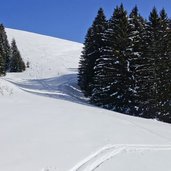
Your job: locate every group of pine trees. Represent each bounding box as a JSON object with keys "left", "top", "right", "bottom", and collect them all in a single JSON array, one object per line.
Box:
[
  {"left": 78, "top": 4, "right": 171, "bottom": 123},
  {"left": 0, "top": 24, "right": 25, "bottom": 76}
]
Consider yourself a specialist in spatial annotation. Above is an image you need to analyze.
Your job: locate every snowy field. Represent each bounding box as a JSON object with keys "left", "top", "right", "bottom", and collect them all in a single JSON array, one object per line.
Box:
[{"left": 0, "top": 28, "right": 171, "bottom": 171}]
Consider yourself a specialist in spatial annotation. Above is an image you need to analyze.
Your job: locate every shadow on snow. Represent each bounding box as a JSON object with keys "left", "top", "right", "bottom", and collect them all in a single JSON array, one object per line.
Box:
[{"left": 7, "top": 74, "right": 89, "bottom": 105}]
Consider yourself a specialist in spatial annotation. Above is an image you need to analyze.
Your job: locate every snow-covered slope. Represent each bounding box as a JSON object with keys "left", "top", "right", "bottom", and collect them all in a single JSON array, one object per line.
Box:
[
  {"left": 0, "top": 28, "right": 171, "bottom": 171},
  {"left": 6, "top": 28, "right": 82, "bottom": 79}
]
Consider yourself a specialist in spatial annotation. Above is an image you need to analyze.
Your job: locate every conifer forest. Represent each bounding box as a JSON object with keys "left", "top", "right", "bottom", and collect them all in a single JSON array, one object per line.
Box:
[
  {"left": 78, "top": 4, "right": 171, "bottom": 123},
  {"left": 0, "top": 24, "right": 25, "bottom": 76}
]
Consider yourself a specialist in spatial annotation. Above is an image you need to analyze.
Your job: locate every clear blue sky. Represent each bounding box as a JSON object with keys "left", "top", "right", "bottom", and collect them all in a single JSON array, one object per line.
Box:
[{"left": 0, "top": 0, "right": 170, "bottom": 43}]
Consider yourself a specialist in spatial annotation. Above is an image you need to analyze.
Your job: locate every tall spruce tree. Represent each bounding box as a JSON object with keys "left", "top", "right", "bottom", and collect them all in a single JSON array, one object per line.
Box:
[
  {"left": 90, "top": 27, "right": 113, "bottom": 107},
  {"left": 109, "top": 4, "right": 131, "bottom": 113},
  {"left": 10, "top": 39, "right": 25, "bottom": 72},
  {"left": 78, "top": 8, "right": 107, "bottom": 97},
  {"left": 91, "top": 4, "right": 130, "bottom": 113},
  {"left": 91, "top": 6, "right": 122, "bottom": 108},
  {"left": 157, "top": 9, "right": 171, "bottom": 122},
  {"left": 0, "top": 53, "right": 5, "bottom": 76},
  {"left": 78, "top": 28, "right": 94, "bottom": 96},
  {"left": 136, "top": 7, "right": 171, "bottom": 119},
  {"left": 127, "top": 6, "right": 147, "bottom": 116},
  {"left": 134, "top": 7, "right": 161, "bottom": 118},
  {"left": 0, "top": 24, "right": 11, "bottom": 71}
]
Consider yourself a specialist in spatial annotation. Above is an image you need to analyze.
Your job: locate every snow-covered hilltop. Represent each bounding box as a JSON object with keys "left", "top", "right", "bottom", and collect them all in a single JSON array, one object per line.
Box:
[
  {"left": 6, "top": 28, "right": 83, "bottom": 79},
  {"left": 0, "top": 29, "right": 171, "bottom": 171}
]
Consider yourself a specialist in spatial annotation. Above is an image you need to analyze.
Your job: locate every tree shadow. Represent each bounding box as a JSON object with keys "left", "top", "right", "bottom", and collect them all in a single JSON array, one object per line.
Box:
[{"left": 7, "top": 74, "right": 90, "bottom": 105}]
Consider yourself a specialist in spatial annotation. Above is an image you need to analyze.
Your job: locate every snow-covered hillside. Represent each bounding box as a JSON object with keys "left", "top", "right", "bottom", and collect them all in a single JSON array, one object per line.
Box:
[
  {"left": 0, "top": 28, "right": 171, "bottom": 171},
  {"left": 6, "top": 28, "right": 83, "bottom": 79}
]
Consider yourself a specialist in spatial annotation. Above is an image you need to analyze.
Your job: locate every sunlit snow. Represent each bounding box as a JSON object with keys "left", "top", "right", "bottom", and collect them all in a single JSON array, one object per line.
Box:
[{"left": 0, "top": 28, "right": 171, "bottom": 171}]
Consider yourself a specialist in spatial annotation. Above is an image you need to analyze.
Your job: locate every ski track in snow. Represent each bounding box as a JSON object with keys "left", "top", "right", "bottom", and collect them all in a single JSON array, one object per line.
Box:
[
  {"left": 42, "top": 144, "right": 171, "bottom": 171},
  {"left": 68, "top": 144, "right": 171, "bottom": 171}
]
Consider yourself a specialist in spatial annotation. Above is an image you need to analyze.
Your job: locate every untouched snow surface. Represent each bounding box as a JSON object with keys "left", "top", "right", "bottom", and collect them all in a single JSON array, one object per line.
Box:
[{"left": 0, "top": 28, "right": 171, "bottom": 171}]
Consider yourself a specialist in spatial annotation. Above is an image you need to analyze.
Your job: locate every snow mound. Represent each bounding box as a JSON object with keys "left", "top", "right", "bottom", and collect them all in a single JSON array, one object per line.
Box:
[{"left": 0, "top": 78, "right": 19, "bottom": 96}]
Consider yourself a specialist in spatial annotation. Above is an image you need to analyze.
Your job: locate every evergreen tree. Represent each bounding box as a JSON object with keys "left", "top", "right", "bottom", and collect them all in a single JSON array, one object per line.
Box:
[
  {"left": 10, "top": 39, "right": 25, "bottom": 72},
  {"left": 91, "top": 6, "right": 121, "bottom": 108},
  {"left": 0, "top": 53, "right": 5, "bottom": 76},
  {"left": 0, "top": 24, "right": 11, "bottom": 71},
  {"left": 78, "top": 8, "right": 107, "bottom": 97},
  {"left": 127, "top": 6, "right": 147, "bottom": 116},
  {"left": 91, "top": 4, "right": 130, "bottom": 113},
  {"left": 81, "top": 5, "right": 171, "bottom": 124},
  {"left": 136, "top": 7, "right": 171, "bottom": 119},
  {"left": 90, "top": 29, "right": 114, "bottom": 107},
  {"left": 133, "top": 7, "right": 161, "bottom": 118},
  {"left": 157, "top": 9, "right": 171, "bottom": 122},
  {"left": 78, "top": 28, "right": 94, "bottom": 96}
]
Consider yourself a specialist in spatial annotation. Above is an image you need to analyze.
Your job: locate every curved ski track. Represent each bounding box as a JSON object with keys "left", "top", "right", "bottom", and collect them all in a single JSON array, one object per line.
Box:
[
  {"left": 68, "top": 144, "right": 171, "bottom": 171},
  {"left": 42, "top": 144, "right": 171, "bottom": 171}
]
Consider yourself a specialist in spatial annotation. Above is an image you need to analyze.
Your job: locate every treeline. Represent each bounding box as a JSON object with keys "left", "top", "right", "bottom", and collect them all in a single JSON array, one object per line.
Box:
[
  {"left": 0, "top": 24, "right": 25, "bottom": 76},
  {"left": 78, "top": 4, "right": 171, "bottom": 123}
]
